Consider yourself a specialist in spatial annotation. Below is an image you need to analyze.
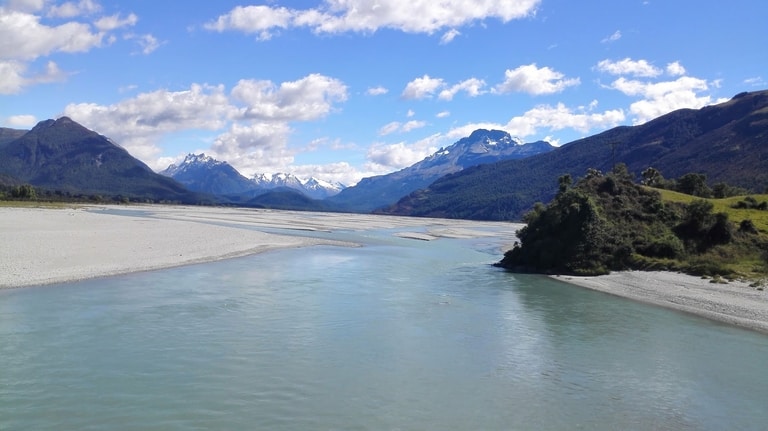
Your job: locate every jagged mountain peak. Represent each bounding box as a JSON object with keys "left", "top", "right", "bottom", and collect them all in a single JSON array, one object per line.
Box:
[{"left": 162, "top": 153, "right": 227, "bottom": 176}]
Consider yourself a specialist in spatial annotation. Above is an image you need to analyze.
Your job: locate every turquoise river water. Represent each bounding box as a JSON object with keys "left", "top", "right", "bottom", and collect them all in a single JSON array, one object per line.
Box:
[{"left": 1, "top": 226, "right": 768, "bottom": 430}]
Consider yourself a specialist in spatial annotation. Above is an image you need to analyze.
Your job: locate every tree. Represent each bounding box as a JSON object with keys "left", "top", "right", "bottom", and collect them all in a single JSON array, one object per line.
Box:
[
  {"left": 641, "top": 167, "right": 664, "bottom": 187},
  {"left": 676, "top": 173, "right": 711, "bottom": 197},
  {"left": 11, "top": 184, "right": 37, "bottom": 200}
]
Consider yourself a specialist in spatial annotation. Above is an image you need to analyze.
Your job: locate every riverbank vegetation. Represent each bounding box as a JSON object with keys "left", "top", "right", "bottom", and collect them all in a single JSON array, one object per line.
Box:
[{"left": 496, "top": 165, "right": 768, "bottom": 281}]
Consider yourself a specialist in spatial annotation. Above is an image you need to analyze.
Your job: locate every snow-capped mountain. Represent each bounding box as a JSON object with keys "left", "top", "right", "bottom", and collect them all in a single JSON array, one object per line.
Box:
[
  {"left": 160, "top": 153, "right": 255, "bottom": 195},
  {"left": 252, "top": 172, "right": 345, "bottom": 199},
  {"left": 329, "top": 129, "right": 555, "bottom": 212},
  {"left": 160, "top": 154, "right": 345, "bottom": 199}
]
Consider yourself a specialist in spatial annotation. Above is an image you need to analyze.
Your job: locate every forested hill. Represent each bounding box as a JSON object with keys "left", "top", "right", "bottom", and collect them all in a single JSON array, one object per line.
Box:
[{"left": 382, "top": 90, "right": 768, "bottom": 221}]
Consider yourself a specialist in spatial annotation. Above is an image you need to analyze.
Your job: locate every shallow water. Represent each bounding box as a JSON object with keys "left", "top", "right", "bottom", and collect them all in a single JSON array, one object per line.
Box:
[{"left": 2, "top": 228, "right": 767, "bottom": 430}]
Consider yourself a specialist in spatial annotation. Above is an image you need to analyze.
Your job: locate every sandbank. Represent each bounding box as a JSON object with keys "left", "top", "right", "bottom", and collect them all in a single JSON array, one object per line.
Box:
[
  {"left": 553, "top": 271, "right": 768, "bottom": 333},
  {"left": 0, "top": 204, "right": 518, "bottom": 288}
]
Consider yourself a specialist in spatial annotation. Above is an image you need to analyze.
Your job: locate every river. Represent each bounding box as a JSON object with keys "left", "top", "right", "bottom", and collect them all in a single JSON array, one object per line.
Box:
[{"left": 1, "top": 227, "right": 767, "bottom": 430}]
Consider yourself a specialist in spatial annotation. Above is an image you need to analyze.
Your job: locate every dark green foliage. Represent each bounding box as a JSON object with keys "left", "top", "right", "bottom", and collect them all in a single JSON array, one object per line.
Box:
[
  {"left": 495, "top": 165, "right": 767, "bottom": 277},
  {"left": 10, "top": 184, "right": 37, "bottom": 199},
  {"left": 498, "top": 165, "right": 678, "bottom": 275},
  {"left": 675, "top": 173, "right": 712, "bottom": 197},
  {"left": 732, "top": 196, "right": 768, "bottom": 210}
]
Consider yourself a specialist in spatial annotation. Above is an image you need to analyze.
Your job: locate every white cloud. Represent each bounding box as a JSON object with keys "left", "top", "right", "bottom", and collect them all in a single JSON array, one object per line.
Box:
[
  {"left": 0, "top": 59, "right": 67, "bottom": 94},
  {"left": 494, "top": 63, "right": 580, "bottom": 95},
  {"left": 94, "top": 13, "right": 137, "bottom": 31},
  {"left": 232, "top": 74, "right": 348, "bottom": 121},
  {"left": 406, "top": 109, "right": 415, "bottom": 117},
  {"left": 744, "top": 76, "right": 765, "bottom": 87},
  {"left": 436, "top": 111, "right": 450, "bottom": 118},
  {"left": 203, "top": 5, "right": 293, "bottom": 41},
  {"left": 438, "top": 78, "right": 486, "bottom": 100},
  {"left": 125, "top": 33, "right": 162, "bottom": 55},
  {"left": 401, "top": 74, "right": 445, "bottom": 99},
  {"left": 596, "top": 58, "right": 662, "bottom": 78},
  {"left": 0, "top": 9, "right": 105, "bottom": 60},
  {"left": 366, "top": 138, "right": 439, "bottom": 172},
  {"left": 402, "top": 75, "right": 486, "bottom": 100},
  {"left": 64, "top": 84, "right": 235, "bottom": 161},
  {"left": 0, "top": 4, "right": 142, "bottom": 93},
  {"left": 206, "top": 0, "right": 540, "bottom": 38},
  {"left": 6, "top": 0, "right": 46, "bottom": 13},
  {"left": 378, "top": 119, "right": 427, "bottom": 135},
  {"left": 5, "top": 114, "right": 37, "bottom": 127},
  {"left": 379, "top": 121, "right": 401, "bottom": 136},
  {"left": 48, "top": 0, "right": 101, "bottom": 18},
  {"left": 445, "top": 101, "right": 625, "bottom": 142},
  {"left": 402, "top": 120, "right": 427, "bottom": 132},
  {"left": 210, "top": 122, "right": 295, "bottom": 175},
  {"left": 366, "top": 85, "right": 388, "bottom": 96},
  {"left": 608, "top": 76, "right": 723, "bottom": 124},
  {"left": 601, "top": 30, "right": 621, "bottom": 43},
  {"left": 666, "top": 61, "right": 686, "bottom": 76},
  {"left": 440, "top": 29, "right": 461, "bottom": 44},
  {"left": 61, "top": 74, "right": 350, "bottom": 175}
]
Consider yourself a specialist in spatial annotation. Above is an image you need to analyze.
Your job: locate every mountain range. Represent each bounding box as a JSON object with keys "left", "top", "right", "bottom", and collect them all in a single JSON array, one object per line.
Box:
[
  {"left": 2, "top": 89, "right": 766, "bottom": 219},
  {"left": 383, "top": 90, "right": 768, "bottom": 220},
  {"left": 328, "top": 129, "right": 555, "bottom": 212},
  {"left": 160, "top": 153, "right": 346, "bottom": 199}
]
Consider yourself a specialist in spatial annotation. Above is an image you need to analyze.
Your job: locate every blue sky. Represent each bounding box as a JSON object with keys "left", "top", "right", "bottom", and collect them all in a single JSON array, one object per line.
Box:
[{"left": 1, "top": 0, "right": 766, "bottom": 185}]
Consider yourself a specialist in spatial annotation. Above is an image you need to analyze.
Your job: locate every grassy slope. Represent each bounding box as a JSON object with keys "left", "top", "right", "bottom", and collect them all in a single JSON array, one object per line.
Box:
[
  {"left": 655, "top": 189, "right": 768, "bottom": 233},
  {"left": 652, "top": 189, "right": 768, "bottom": 280}
]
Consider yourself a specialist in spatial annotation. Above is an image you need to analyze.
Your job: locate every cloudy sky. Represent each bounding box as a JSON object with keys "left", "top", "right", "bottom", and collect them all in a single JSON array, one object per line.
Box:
[{"left": 1, "top": 0, "right": 765, "bottom": 185}]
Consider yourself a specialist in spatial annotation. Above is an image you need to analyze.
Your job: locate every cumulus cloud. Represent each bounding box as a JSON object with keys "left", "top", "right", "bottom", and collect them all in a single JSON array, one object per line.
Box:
[
  {"left": 401, "top": 75, "right": 445, "bottom": 99},
  {"left": 205, "top": 0, "right": 540, "bottom": 39},
  {"left": 436, "top": 111, "right": 450, "bottom": 118},
  {"left": 666, "top": 61, "right": 686, "bottom": 76},
  {"left": 494, "top": 63, "right": 580, "bottom": 95},
  {"left": 62, "top": 74, "right": 350, "bottom": 174},
  {"left": 438, "top": 78, "right": 486, "bottom": 100},
  {"left": 0, "top": 3, "right": 141, "bottom": 94},
  {"left": 232, "top": 74, "right": 348, "bottom": 121},
  {"left": 366, "top": 137, "right": 440, "bottom": 172},
  {"left": 609, "top": 76, "right": 722, "bottom": 123},
  {"left": 444, "top": 101, "right": 625, "bottom": 142},
  {"left": 594, "top": 58, "right": 727, "bottom": 124},
  {"left": 596, "top": 58, "right": 661, "bottom": 78},
  {"left": 203, "top": 5, "right": 293, "bottom": 41},
  {"left": 402, "top": 75, "right": 486, "bottom": 100}
]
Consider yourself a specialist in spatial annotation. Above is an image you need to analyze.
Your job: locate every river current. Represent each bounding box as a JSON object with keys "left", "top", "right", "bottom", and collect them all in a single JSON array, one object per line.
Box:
[{"left": 2, "top": 226, "right": 767, "bottom": 430}]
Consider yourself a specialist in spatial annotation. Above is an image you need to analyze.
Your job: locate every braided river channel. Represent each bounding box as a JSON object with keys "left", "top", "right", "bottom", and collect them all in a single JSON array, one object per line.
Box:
[{"left": 2, "top": 225, "right": 768, "bottom": 430}]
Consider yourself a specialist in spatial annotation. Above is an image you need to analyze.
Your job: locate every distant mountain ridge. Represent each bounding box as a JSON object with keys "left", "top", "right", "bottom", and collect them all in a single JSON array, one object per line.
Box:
[
  {"left": 160, "top": 153, "right": 345, "bottom": 199},
  {"left": 0, "top": 117, "right": 206, "bottom": 202},
  {"left": 328, "top": 129, "right": 556, "bottom": 212},
  {"left": 384, "top": 90, "right": 768, "bottom": 221}
]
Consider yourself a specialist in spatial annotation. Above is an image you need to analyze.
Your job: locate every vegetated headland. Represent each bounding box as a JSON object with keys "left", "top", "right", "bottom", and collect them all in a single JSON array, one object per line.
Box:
[{"left": 496, "top": 164, "right": 768, "bottom": 285}]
